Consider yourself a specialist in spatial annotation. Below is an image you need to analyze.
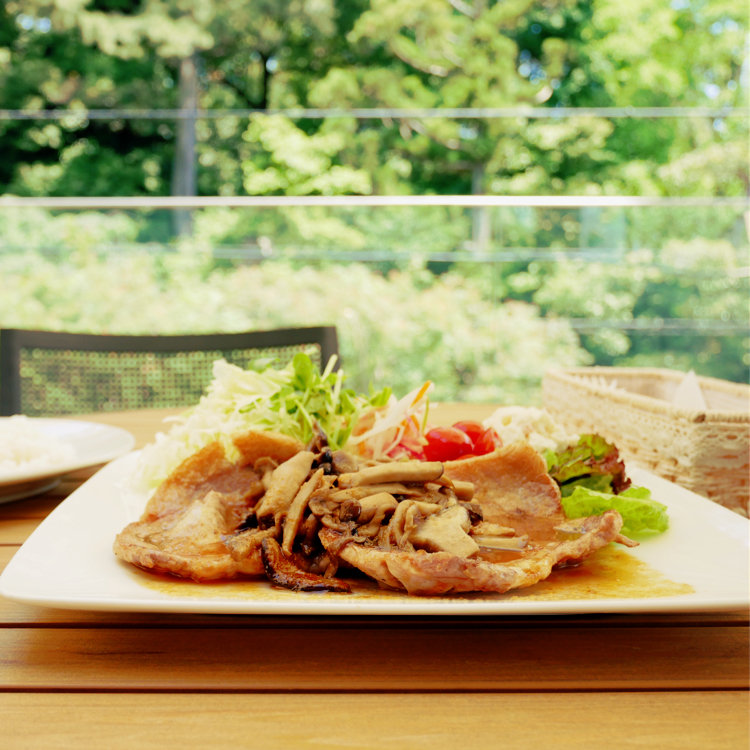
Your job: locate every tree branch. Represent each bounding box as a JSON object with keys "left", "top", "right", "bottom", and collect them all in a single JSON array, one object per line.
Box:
[{"left": 220, "top": 75, "right": 256, "bottom": 107}]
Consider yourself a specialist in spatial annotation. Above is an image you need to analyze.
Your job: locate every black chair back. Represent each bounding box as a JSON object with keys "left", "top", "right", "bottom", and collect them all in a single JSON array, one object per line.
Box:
[{"left": 0, "top": 327, "right": 339, "bottom": 416}]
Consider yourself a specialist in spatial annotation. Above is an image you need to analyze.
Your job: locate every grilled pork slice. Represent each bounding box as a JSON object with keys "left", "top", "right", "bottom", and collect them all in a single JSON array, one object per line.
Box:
[
  {"left": 444, "top": 441, "right": 563, "bottom": 525},
  {"left": 141, "top": 430, "right": 302, "bottom": 526},
  {"left": 319, "top": 510, "right": 622, "bottom": 595},
  {"left": 113, "top": 489, "right": 266, "bottom": 580},
  {"left": 113, "top": 430, "right": 302, "bottom": 581},
  {"left": 318, "top": 442, "right": 625, "bottom": 596}
]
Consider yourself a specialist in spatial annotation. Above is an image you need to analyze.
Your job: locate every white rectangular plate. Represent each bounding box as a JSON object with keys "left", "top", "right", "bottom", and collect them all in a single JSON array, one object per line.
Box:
[{"left": 1, "top": 451, "right": 748, "bottom": 615}]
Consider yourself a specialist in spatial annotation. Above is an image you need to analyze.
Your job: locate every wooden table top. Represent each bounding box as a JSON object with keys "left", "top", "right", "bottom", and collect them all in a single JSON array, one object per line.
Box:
[{"left": 2, "top": 406, "right": 748, "bottom": 749}]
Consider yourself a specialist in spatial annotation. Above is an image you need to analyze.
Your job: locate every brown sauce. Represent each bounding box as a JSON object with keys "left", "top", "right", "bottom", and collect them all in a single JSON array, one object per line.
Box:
[
  {"left": 505, "top": 546, "right": 693, "bottom": 601},
  {"left": 129, "top": 545, "right": 693, "bottom": 603},
  {"left": 475, "top": 548, "right": 525, "bottom": 564}
]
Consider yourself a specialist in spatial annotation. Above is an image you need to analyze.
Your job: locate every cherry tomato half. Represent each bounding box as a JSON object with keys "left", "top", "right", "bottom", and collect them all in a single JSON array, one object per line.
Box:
[
  {"left": 452, "top": 420, "right": 485, "bottom": 445},
  {"left": 423, "top": 426, "right": 474, "bottom": 462},
  {"left": 473, "top": 427, "right": 502, "bottom": 455}
]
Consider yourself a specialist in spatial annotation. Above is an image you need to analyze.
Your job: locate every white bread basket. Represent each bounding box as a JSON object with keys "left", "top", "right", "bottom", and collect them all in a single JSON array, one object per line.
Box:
[{"left": 542, "top": 367, "right": 750, "bottom": 516}]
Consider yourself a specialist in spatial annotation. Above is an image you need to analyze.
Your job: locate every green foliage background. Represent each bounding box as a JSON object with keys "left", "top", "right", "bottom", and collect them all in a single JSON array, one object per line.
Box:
[{"left": 0, "top": 1, "right": 747, "bottom": 399}]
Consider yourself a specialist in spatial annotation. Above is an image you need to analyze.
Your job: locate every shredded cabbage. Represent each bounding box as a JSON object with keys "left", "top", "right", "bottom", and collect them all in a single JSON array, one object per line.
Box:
[{"left": 134, "top": 354, "right": 389, "bottom": 490}]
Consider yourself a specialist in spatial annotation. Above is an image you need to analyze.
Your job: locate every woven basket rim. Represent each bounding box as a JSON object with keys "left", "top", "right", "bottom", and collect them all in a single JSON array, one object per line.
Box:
[{"left": 544, "top": 366, "right": 750, "bottom": 424}]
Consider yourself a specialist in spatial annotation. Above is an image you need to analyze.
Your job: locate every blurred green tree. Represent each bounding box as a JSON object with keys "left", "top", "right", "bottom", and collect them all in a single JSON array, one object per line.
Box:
[{"left": 0, "top": 0, "right": 747, "bottom": 385}]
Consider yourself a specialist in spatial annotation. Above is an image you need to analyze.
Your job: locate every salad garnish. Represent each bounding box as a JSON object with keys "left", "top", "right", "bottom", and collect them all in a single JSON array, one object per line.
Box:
[
  {"left": 347, "top": 380, "right": 433, "bottom": 459},
  {"left": 561, "top": 485, "right": 669, "bottom": 537},
  {"left": 544, "top": 432, "right": 668, "bottom": 536},
  {"left": 135, "top": 353, "right": 389, "bottom": 489},
  {"left": 544, "top": 434, "right": 631, "bottom": 496}
]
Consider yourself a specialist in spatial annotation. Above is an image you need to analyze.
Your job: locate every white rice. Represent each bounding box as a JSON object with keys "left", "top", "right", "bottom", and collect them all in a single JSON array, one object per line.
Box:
[{"left": 0, "top": 415, "right": 76, "bottom": 475}]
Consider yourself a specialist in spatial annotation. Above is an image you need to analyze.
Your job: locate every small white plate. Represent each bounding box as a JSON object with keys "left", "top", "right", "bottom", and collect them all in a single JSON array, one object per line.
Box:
[
  {"left": 0, "top": 451, "right": 748, "bottom": 615},
  {"left": 0, "top": 418, "right": 136, "bottom": 503}
]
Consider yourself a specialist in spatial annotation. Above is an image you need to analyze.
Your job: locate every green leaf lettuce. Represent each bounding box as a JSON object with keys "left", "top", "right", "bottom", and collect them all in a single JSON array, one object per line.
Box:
[
  {"left": 561, "top": 485, "right": 669, "bottom": 537},
  {"left": 545, "top": 433, "right": 630, "bottom": 495}
]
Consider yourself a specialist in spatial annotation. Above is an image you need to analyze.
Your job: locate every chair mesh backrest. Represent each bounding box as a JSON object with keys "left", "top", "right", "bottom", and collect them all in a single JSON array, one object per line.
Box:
[
  {"left": 2, "top": 328, "right": 338, "bottom": 416},
  {"left": 18, "top": 346, "right": 317, "bottom": 416}
]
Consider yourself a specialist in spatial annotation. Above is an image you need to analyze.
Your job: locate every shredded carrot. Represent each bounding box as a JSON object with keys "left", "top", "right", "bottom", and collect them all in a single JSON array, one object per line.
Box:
[{"left": 410, "top": 381, "right": 432, "bottom": 408}]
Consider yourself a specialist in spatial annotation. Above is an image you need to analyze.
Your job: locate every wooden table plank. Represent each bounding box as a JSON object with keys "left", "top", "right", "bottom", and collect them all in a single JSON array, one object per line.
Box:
[
  {"left": 0, "top": 494, "right": 65, "bottom": 520},
  {"left": 0, "top": 544, "right": 16, "bottom": 565},
  {"left": 0, "top": 475, "right": 105, "bottom": 525},
  {"left": 2, "top": 622, "right": 747, "bottom": 691},
  {"left": 3, "top": 692, "right": 748, "bottom": 750},
  {"left": 0, "top": 518, "right": 40, "bottom": 544}
]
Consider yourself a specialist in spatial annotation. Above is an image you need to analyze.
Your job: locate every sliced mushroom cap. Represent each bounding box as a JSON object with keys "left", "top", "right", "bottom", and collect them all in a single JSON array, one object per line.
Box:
[
  {"left": 330, "top": 450, "right": 361, "bottom": 475},
  {"left": 254, "top": 451, "right": 315, "bottom": 524},
  {"left": 308, "top": 492, "right": 348, "bottom": 520},
  {"left": 327, "top": 483, "right": 423, "bottom": 503},
  {"left": 357, "top": 492, "right": 400, "bottom": 523},
  {"left": 408, "top": 504, "right": 480, "bottom": 558},
  {"left": 450, "top": 480, "right": 475, "bottom": 501},
  {"left": 337, "top": 461, "right": 444, "bottom": 488},
  {"left": 471, "top": 534, "right": 528, "bottom": 551},
  {"left": 254, "top": 457, "right": 279, "bottom": 491},
  {"left": 471, "top": 521, "right": 517, "bottom": 537},
  {"left": 281, "top": 468, "right": 326, "bottom": 554},
  {"left": 354, "top": 492, "right": 400, "bottom": 537},
  {"left": 386, "top": 499, "right": 442, "bottom": 549},
  {"left": 469, "top": 521, "right": 527, "bottom": 551}
]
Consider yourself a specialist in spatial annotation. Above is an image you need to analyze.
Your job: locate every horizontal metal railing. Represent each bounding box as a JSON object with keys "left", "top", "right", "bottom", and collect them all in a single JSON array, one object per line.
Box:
[
  {"left": 1, "top": 106, "right": 747, "bottom": 120},
  {"left": 1, "top": 195, "right": 747, "bottom": 209}
]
